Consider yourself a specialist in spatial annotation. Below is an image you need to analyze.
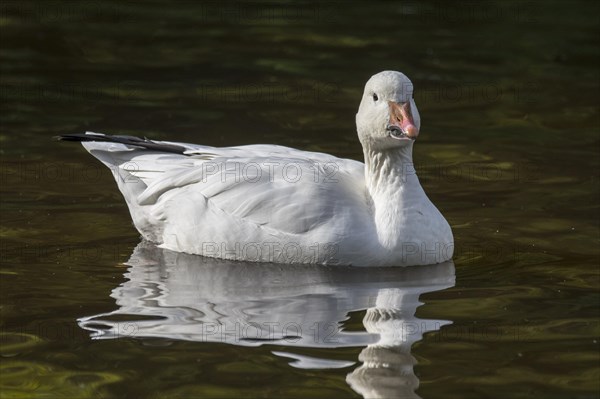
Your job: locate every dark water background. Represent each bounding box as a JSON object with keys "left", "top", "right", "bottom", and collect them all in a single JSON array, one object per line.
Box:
[{"left": 1, "top": 1, "right": 599, "bottom": 398}]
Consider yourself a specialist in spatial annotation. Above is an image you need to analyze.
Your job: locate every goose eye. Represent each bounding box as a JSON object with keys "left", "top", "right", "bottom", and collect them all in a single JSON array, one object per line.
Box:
[{"left": 372, "top": 93, "right": 378, "bottom": 102}]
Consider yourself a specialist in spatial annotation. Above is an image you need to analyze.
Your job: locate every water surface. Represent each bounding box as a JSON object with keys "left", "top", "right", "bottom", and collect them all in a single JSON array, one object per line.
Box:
[{"left": 1, "top": 1, "right": 599, "bottom": 398}]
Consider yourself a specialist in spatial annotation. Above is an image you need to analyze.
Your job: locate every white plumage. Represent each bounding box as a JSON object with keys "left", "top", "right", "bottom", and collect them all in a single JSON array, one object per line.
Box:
[{"left": 68, "top": 71, "right": 454, "bottom": 266}]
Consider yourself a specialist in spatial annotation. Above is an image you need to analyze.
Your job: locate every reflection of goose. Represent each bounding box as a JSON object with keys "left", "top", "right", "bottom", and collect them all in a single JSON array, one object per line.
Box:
[
  {"left": 346, "top": 287, "right": 451, "bottom": 399},
  {"left": 79, "top": 242, "right": 454, "bottom": 398}
]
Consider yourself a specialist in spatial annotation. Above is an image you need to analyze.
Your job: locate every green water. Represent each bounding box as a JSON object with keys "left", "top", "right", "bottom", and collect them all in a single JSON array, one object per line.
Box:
[{"left": 1, "top": 1, "right": 599, "bottom": 398}]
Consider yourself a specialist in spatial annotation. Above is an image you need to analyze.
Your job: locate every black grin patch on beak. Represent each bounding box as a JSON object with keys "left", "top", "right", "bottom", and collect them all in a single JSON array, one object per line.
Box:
[{"left": 386, "top": 125, "right": 414, "bottom": 140}]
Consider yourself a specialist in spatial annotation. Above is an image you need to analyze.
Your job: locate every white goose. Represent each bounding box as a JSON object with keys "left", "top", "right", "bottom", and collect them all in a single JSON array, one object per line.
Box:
[{"left": 58, "top": 71, "right": 453, "bottom": 266}]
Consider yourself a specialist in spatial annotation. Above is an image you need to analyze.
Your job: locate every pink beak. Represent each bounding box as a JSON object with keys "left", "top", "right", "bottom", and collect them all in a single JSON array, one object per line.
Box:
[{"left": 388, "top": 101, "right": 419, "bottom": 140}]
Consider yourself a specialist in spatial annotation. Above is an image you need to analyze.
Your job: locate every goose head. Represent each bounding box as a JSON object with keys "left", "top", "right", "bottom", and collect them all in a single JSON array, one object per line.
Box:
[{"left": 356, "top": 71, "right": 421, "bottom": 150}]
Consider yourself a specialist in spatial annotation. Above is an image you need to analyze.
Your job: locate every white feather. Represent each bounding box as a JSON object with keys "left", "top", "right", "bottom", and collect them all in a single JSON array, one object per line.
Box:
[{"left": 79, "top": 71, "right": 453, "bottom": 266}]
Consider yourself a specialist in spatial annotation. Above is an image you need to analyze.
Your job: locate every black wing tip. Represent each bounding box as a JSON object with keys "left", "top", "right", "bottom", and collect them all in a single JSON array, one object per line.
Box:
[
  {"left": 54, "top": 133, "right": 105, "bottom": 142},
  {"left": 54, "top": 134, "right": 84, "bottom": 142},
  {"left": 54, "top": 132, "right": 188, "bottom": 155}
]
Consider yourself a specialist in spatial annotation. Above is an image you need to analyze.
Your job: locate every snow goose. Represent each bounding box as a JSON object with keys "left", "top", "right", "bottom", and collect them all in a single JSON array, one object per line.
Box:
[{"left": 58, "top": 71, "right": 453, "bottom": 266}]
